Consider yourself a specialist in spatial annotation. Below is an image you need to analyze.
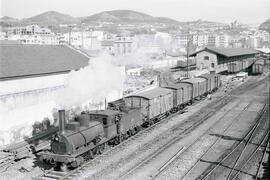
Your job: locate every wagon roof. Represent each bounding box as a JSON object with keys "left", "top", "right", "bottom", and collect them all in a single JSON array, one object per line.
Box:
[
  {"left": 87, "top": 109, "right": 119, "bottom": 116},
  {"left": 198, "top": 73, "right": 215, "bottom": 79},
  {"left": 163, "top": 83, "right": 190, "bottom": 90},
  {"left": 126, "top": 87, "right": 173, "bottom": 100},
  {"left": 108, "top": 98, "right": 124, "bottom": 105},
  {"left": 182, "top": 77, "right": 206, "bottom": 84},
  {"left": 254, "top": 59, "right": 265, "bottom": 65}
]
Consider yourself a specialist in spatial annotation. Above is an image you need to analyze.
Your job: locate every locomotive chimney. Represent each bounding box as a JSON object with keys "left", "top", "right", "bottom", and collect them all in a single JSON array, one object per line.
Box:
[{"left": 58, "top": 110, "right": 66, "bottom": 134}]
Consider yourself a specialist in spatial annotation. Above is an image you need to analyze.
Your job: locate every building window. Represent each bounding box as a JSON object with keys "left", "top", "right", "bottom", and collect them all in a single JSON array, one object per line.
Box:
[
  {"left": 204, "top": 56, "right": 209, "bottom": 60},
  {"left": 211, "top": 63, "right": 215, "bottom": 68}
]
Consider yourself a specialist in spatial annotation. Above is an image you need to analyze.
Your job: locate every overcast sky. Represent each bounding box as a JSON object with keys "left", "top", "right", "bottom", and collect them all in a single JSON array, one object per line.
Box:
[{"left": 1, "top": 0, "right": 269, "bottom": 24}]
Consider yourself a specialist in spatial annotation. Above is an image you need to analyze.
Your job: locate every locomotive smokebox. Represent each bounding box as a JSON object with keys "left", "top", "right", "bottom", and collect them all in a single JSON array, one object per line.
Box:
[{"left": 58, "top": 110, "right": 66, "bottom": 134}]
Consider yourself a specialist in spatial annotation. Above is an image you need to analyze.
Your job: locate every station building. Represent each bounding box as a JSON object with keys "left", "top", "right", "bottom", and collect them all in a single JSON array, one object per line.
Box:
[{"left": 190, "top": 47, "right": 259, "bottom": 73}]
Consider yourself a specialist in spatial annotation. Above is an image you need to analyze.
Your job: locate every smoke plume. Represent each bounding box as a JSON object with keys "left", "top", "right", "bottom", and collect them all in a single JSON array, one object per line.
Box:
[{"left": 56, "top": 53, "right": 125, "bottom": 110}]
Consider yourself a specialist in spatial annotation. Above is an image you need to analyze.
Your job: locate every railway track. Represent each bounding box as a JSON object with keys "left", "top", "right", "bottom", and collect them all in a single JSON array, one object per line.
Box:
[
  {"left": 35, "top": 92, "right": 233, "bottom": 180},
  {"left": 151, "top": 102, "right": 254, "bottom": 180},
  {"left": 186, "top": 104, "right": 269, "bottom": 180},
  {"left": 0, "top": 152, "right": 15, "bottom": 173},
  {"left": 254, "top": 133, "right": 270, "bottom": 180},
  {"left": 0, "top": 126, "right": 58, "bottom": 171}
]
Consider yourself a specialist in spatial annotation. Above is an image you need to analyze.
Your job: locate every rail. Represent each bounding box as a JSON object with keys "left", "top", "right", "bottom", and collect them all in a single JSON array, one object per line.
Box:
[
  {"left": 200, "top": 104, "right": 268, "bottom": 180},
  {"left": 180, "top": 102, "right": 253, "bottom": 180}
]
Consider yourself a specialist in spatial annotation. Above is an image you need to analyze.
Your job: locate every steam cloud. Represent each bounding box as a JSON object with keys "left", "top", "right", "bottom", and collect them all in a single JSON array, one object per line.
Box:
[{"left": 56, "top": 53, "right": 125, "bottom": 110}]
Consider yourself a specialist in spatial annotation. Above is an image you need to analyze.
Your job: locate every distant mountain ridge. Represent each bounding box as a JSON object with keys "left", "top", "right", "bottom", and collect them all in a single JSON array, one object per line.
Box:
[
  {"left": 0, "top": 9, "right": 227, "bottom": 27},
  {"left": 259, "top": 19, "right": 270, "bottom": 33},
  {"left": 83, "top": 10, "right": 154, "bottom": 22},
  {"left": 21, "top": 11, "right": 80, "bottom": 26}
]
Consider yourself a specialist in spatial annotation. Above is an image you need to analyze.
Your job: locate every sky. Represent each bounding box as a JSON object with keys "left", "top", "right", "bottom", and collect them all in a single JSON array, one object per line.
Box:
[{"left": 1, "top": 0, "right": 269, "bottom": 24}]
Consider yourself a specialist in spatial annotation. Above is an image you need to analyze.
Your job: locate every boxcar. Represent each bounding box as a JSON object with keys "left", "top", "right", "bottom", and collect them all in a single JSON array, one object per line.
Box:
[
  {"left": 125, "top": 87, "right": 174, "bottom": 122},
  {"left": 162, "top": 83, "right": 192, "bottom": 108},
  {"left": 228, "top": 61, "right": 240, "bottom": 73},
  {"left": 199, "top": 73, "right": 220, "bottom": 92},
  {"left": 178, "top": 78, "right": 207, "bottom": 100},
  {"left": 228, "top": 59, "right": 255, "bottom": 73},
  {"left": 107, "top": 98, "right": 125, "bottom": 111},
  {"left": 252, "top": 59, "right": 265, "bottom": 74}
]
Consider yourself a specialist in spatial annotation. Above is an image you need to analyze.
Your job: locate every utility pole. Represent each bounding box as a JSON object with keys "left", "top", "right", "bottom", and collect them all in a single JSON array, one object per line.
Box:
[
  {"left": 186, "top": 37, "right": 191, "bottom": 78},
  {"left": 81, "top": 25, "right": 84, "bottom": 48},
  {"left": 68, "top": 25, "right": 72, "bottom": 45}
]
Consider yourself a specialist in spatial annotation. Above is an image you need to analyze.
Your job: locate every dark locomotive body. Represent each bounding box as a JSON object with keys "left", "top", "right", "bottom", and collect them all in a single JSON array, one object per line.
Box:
[{"left": 40, "top": 72, "right": 221, "bottom": 168}]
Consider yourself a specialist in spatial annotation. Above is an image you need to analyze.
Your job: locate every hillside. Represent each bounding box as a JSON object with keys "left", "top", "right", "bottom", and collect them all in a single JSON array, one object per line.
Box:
[
  {"left": 81, "top": 10, "right": 179, "bottom": 24},
  {"left": 0, "top": 10, "right": 228, "bottom": 28},
  {"left": 21, "top": 11, "right": 80, "bottom": 26},
  {"left": 259, "top": 19, "right": 270, "bottom": 33},
  {"left": 0, "top": 16, "right": 20, "bottom": 26}
]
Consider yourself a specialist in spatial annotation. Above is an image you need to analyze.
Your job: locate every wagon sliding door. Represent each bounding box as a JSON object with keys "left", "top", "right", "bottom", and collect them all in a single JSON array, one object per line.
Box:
[{"left": 141, "top": 98, "right": 149, "bottom": 122}]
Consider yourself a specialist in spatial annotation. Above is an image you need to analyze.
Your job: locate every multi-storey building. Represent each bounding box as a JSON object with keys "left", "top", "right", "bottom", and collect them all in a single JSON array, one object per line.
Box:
[
  {"left": 10, "top": 25, "right": 52, "bottom": 35},
  {"left": 113, "top": 35, "right": 133, "bottom": 56}
]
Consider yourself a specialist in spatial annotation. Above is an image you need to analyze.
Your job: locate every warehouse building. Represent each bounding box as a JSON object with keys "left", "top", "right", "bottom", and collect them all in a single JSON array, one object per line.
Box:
[
  {"left": 190, "top": 47, "right": 259, "bottom": 73},
  {"left": 0, "top": 43, "right": 90, "bottom": 109}
]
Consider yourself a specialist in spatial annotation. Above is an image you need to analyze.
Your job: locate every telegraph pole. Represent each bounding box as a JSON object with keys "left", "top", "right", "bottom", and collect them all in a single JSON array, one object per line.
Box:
[
  {"left": 186, "top": 37, "right": 191, "bottom": 78},
  {"left": 68, "top": 25, "right": 71, "bottom": 45}
]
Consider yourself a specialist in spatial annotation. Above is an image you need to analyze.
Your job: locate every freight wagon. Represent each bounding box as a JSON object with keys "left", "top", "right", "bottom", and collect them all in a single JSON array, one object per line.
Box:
[
  {"left": 252, "top": 59, "right": 265, "bottom": 75},
  {"left": 178, "top": 78, "right": 207, "bottom": 101},
  {"left": 228, "top": 58, "right": 255, "bottom": 73},
  {"left": 198, "top": 73, "right": 220, "bottom": 92},
  {"left": 125, "top": 87, "right": 174, "bottom": 124},
  {"left": 162, "top": 83, "right": 192, "bottom": 111}
]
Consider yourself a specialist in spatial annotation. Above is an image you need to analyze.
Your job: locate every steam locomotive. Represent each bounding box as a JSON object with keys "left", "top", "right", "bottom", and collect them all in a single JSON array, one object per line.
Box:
[{"left": 40, "top": 72, "right": 221, "bottom": 169}]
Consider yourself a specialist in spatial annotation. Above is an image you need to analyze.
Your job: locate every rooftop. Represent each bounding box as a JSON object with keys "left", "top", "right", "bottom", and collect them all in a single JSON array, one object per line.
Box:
[
  {"left": 0, "top": 44, "right": 90, "bottom": 80},
  {"left": 190, "top": 47, "right": 259, "bottom": 58}
]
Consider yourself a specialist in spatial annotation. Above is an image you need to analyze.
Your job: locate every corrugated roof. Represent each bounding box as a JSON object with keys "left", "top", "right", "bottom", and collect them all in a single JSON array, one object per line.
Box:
[
  {"left": 127, "top": 87, "right": 173, "bottom": 100},
  {"left": 0, "top": 44, "right": 89, "bottom": 80},
  {"left": 190, "top": 47, "right": 259, "bottom": 57}
]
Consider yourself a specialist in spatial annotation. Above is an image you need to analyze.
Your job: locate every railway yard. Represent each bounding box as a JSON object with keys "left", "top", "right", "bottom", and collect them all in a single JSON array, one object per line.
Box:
[{"left": 0, "top": 71, "right": 269, "bottom": 180}]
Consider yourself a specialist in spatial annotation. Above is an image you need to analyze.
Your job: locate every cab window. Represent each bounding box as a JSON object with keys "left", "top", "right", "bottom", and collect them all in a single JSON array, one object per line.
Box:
[{"left": 102, "top": 118, "right": 107, "bottom": 125}]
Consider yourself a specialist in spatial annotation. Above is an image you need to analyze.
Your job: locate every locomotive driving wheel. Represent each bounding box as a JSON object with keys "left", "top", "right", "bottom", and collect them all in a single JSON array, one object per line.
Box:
[
  {"left": 98, "top": 144, "right": 105, "bottom": 154},
  {"left": 86, "top": 150, "right": 94, "bottom": 159}
]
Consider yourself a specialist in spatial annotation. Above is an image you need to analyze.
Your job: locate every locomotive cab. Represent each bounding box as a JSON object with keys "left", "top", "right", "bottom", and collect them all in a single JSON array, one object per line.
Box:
[{"left": 87, "top": 110, "right": 120, "bottom": 140}]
